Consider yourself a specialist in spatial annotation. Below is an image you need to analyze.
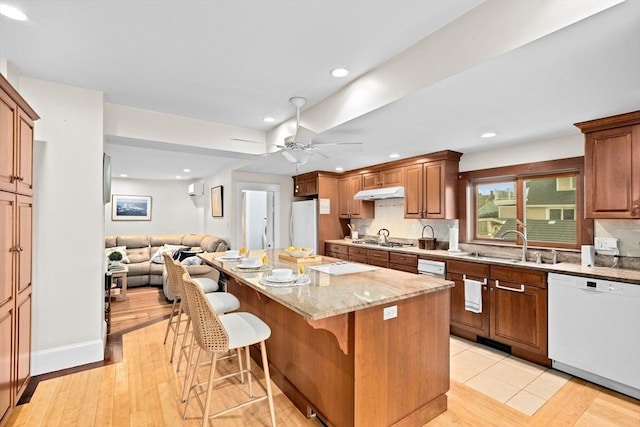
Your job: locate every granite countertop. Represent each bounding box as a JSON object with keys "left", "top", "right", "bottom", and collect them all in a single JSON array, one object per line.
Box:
[
  {"left": 325, "top": 239, "right": 640, "bottom": 285},
  {"left": 199, "top": 250, "right": 453, "bottom": 320}
]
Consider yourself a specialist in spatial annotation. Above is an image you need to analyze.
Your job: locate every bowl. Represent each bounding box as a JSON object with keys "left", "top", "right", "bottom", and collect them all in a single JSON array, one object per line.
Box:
[
  {"left": 225, "top": 250, "right": 239, "bottom": 258},
  {"left": 285, "top": 248, "right": 313, "bottom": 258},
  {"left": 271, "top": 268, "right": 293, "bottom": 281},
  {"left": 240, "top": 257, "right": 260, "bottom": 267}
]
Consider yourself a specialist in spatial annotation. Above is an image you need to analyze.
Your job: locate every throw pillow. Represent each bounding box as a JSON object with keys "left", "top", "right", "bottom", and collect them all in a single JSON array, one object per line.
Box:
[
  {"left": 151, "top": 244, "right": 187, "bottom": 264},
  {"left": 105, "top": 246, "right": 130, "bottom": 263},
  {"left": 181, "top": 256, "right": 203, "bottom": 266}
]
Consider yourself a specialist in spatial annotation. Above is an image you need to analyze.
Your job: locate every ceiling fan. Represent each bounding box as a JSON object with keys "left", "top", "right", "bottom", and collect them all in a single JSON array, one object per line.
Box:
[{"left": 233, "top": 96, "right": 363, "bottom": 166}]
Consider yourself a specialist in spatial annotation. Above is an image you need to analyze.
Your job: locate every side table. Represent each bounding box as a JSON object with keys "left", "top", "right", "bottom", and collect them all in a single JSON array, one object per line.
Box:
[{"left": 109, "top": 265, "right": 129, "bottom": 301}]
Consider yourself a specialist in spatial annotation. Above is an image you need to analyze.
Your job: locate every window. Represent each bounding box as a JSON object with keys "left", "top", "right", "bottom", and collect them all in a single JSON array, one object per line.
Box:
[{"left": 461, "top": 157, "right": 588, "bottom": 249}]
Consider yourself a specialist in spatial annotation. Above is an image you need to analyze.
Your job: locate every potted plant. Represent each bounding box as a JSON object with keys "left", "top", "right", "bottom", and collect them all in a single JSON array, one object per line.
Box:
[{"left": 108, "top": 251, "right": 123, "bottom": 268}]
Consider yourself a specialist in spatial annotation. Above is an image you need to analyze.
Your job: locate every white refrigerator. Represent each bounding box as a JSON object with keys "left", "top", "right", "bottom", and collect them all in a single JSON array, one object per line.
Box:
[{"left": 290, "top": 199, "right": 318, "bottom": 254}]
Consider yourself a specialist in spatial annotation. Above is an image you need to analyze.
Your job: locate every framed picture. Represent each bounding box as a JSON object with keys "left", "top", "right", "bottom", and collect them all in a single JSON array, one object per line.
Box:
[
  {"left": 111, "top": 195, "right": 152, "bottom": 221},
  {"left": 211, "top": 185, "right": 223, "bottom": 217}
]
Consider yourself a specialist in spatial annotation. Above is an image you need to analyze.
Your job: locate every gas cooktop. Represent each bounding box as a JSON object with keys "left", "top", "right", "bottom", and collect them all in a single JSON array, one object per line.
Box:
[{"left": 353, "top": 239, "right": 415, "bottom": 248}]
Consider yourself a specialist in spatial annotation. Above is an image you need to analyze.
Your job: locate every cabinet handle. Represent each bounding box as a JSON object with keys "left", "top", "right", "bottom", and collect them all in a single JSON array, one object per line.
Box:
[
  {"left": 633, "top": 204, "right": 639, "bottom": 212},
  {"left": 494, "top": 280, "right": 525, "bottom": 293},
  {"left": 18, "top": 176, "right": 24, "bottom": 181},
  {"left": 463, "top": 274, "right": 487, "bottom": 285}
]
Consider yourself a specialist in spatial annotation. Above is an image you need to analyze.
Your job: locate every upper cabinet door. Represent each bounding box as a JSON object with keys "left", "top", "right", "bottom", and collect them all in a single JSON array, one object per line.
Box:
[
  {"left": 0, "top": 91, "right": 17, "bottom": 193},
  {"left": 585, "top": 125, "right": 640, "bottom": 218},
  {"left": 424, "top": 162, "right": 445, "bottom": 218},
  {"left": 16, "top": 111, "right": 34, "bottom": 196},
  {"left": 403, "top": 164, "right": 423, "bottom": 218}
]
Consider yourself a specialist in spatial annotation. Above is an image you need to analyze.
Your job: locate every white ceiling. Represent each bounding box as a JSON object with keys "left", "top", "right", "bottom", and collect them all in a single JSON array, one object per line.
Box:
[{"left": 1, "top": 0, "right": 639, "bottom": 180}]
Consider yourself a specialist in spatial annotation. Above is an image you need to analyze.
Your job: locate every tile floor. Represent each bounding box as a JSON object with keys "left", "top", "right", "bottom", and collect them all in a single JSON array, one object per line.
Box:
[{"left": 450, "top": 335, "right": 571, "bottom": 416}]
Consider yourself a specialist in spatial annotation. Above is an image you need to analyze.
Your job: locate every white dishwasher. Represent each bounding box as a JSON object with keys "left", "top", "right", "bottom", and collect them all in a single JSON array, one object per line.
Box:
[{"left": 548, "top": 273, "right": 640, "bottom": 399}]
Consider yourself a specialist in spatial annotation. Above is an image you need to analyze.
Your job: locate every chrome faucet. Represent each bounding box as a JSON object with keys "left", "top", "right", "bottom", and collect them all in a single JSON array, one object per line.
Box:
[{"left": 499, "top": 230, "right": 528, "bottom": 262}]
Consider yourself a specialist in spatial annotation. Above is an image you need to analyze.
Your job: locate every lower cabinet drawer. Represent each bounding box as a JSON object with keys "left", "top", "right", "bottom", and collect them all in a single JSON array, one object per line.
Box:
[
  {"left": 389, "top": 252, "right": 417, "bottom": 266},
  {"left": 349, "top": 255, "right": 367, "bottom": 264},
  {"left": 390, "top": 263, "right": 417, "bottom": 274},
  {"left": 366, "top": 249, "right": 389, "bottom": 261},
  {"left": 325, "top": 243, "right": 349, "bottom": 255},
  {"left": 368, "top": 258, "right": 389, "bottom": 268}
]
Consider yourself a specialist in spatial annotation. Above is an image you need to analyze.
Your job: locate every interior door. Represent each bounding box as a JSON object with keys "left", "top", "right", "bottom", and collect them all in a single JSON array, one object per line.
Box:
[{"left": 241, "top": 190, "right": 274, "bottom": 250}]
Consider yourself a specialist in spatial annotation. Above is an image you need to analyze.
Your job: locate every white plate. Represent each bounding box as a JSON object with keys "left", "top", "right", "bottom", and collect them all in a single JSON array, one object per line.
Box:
[
  {"left": 236, "top": 263, "right": 262, "bottom": 269},
  {"left": 214, "top": 256, "right": 243, "bottom": 261},
  {"left": 263, "top": 274, "right": 299, "bottom": 283},
  {"left": 259, "top": 275, "right": 310, "bottom": 287}
]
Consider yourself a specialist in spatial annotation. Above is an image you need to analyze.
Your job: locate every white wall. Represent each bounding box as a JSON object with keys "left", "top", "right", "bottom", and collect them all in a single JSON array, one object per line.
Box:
[
  {"left": 21, "top": 77, "right": 106, "bottom": 375},
  {"left": 200, "top": 169, "right": 293, "bottom": 249},
  {"left": 459, "top": 133, "right": 584, "bottom": 172},
  {"left": 106, "top": 178, "right": 203, "bottom": 236}
]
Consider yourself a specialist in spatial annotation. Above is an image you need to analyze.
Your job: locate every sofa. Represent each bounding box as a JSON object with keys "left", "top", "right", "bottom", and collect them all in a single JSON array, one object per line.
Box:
[{"left": 105, "top": 234, "right": 229, "bottom": 300}]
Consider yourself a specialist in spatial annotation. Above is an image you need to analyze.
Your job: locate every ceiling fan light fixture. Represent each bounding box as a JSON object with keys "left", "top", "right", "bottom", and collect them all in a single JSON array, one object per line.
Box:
[{"left": 281, "top": 149, "right": 310, "bottom": 165}]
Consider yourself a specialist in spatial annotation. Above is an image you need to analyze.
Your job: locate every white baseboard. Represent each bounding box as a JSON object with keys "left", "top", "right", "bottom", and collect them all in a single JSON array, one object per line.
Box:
[{"left": 31, "top": 338, "right": 105, "bottom": 376}]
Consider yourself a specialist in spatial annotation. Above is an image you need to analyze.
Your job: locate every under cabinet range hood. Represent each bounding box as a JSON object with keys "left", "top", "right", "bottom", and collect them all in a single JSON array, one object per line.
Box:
[{"left": 353, "top": 186, "right": 404, "bottom": 200}]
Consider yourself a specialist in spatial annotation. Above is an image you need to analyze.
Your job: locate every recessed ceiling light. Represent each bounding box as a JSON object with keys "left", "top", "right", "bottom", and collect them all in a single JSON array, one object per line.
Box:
[
  {"left": 481, "top": 132, "right": 497, "bottom": 138},
  {"left": 176, "top": 175, "right": 182, "bottom": 179},
  {"left": 263, "top": 116, "right": 275, "bottom": 123},
  {"left": 183, "top": 168, "right": 191, "bottom": 173},
  {"left": 335, "top": 166, "right": 344, "bottom": 172},
  {"left": 331, "top": 68, "right": 349, "bottom": 78},
  {"left": 389, "top": 153, "right": 400, "bottom": 159},
  {"left": 0, "top": 4, "right": 27, "bottom": 21},
  {"left": 119, "top": 174, "right": 128, "bottom": 178}
]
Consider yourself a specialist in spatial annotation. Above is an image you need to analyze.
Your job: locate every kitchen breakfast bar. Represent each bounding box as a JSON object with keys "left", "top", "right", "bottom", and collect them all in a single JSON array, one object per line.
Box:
[{"left": 199, "top": 250, "right": 454, "bottom": 427}]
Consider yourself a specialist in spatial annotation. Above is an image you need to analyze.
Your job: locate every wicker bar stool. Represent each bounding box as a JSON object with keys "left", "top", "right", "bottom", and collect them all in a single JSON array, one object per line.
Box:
[
  {"left": 162, "top": 253, "right": 240, "bottom": 364},
  {"left": 181, "top": 274, "right": 276, "bottom": 427}
]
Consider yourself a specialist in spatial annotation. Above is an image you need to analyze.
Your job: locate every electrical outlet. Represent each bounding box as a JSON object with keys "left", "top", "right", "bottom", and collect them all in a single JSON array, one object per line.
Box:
[
  {"left": 595, "top": 237, "right": 618, "bottom": 250},
  {"left": 383, "top": 305, "right": 397, "bottom": 320}
]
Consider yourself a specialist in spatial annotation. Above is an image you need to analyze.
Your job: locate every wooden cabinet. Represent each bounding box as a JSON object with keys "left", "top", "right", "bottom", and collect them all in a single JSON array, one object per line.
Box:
[
  {"left": 347, "top": 245, "right": 367, "bottom": 263},
  {"left": 489, "top": 266, "right": 547, "bottom": 358},
  {"left": 447, "top": 259, "right": 548, "bottom": 364},
  {"left": 389, "top": 252, "right": 417, "bottom": 273},
  {"left": 447, "top": 260, "right": 490, "bottom": 337},
  {"left": 0, "top": 91, "right": 34, "bottom": 197},
  {"left": 365, "top": 248, "right": 389, "bottom": 268},
  {"left": 404, "top": 152, "right": 461, "bottom": 219},
  {"left": 293, "top": 173, "right": 318, "bottom": 197},
  {"left": 325, "top": 243, "right": 349, "bottom": 260},
  {"left": 0, "top": 75, "right": 37, "bottom": 425},
  {"left": 338, "top": 174, "right": 373, "bottom": 219},
  {"left": 576, "top": 111, "right": 640, "bottom": 219},
  {"left": 361, "top": 167, "right": 404, "bottom": 190}
]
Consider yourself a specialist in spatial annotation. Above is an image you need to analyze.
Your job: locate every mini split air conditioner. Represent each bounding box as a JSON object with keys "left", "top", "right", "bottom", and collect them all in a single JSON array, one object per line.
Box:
[{"left": 188, "top": 183, "right": 205, "bottom": 196}]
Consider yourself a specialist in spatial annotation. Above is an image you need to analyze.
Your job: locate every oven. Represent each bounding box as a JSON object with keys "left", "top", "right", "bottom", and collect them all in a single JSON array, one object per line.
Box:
[{"left": 417, "top": 259, "right": 446, "bottom": 278}]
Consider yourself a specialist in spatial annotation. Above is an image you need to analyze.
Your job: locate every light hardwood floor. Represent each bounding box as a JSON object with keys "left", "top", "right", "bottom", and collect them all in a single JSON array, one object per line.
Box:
[{"left": 7, "top": 304, "right": 640, "bottom": 426}]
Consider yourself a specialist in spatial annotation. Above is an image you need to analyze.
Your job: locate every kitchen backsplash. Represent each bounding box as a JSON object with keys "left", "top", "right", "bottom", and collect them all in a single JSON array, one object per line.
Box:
[
  {"left": 350, "top": 199, "right": 458, "bottom": 242},
  {"left": 350, "top": 200, "right": 640, "bottom": 263},
  {"left": 595, "top": 219, "right": 640, "bottom": 257}
]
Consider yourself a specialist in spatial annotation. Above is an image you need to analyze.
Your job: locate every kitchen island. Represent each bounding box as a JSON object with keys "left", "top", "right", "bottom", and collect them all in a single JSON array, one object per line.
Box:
[{"left": 199, "top": 250, "right": 454, "bottom": 427}]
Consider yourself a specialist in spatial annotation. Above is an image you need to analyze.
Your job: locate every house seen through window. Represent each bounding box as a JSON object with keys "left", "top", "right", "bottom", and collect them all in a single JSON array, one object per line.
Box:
[{"left": 474, "top": 173, "right": 577, "bottom": 246}]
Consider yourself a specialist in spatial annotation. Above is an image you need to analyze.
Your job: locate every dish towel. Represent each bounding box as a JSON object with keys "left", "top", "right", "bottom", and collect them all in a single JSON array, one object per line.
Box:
[{"left": 464, "top": 278, "right": 483, "bottom": 313}]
